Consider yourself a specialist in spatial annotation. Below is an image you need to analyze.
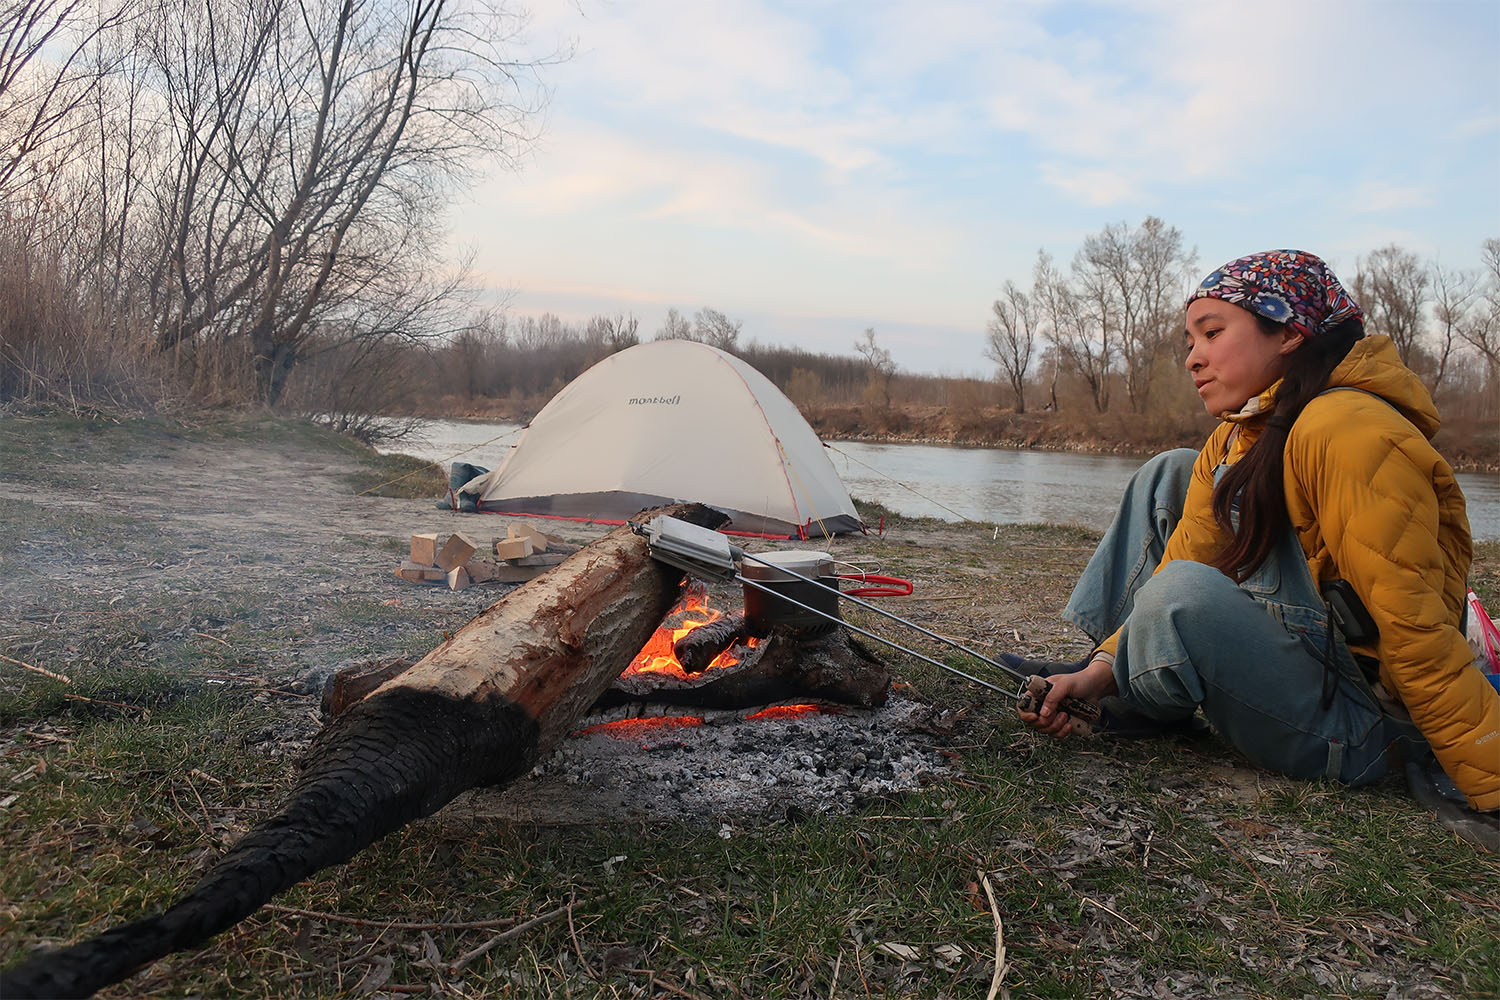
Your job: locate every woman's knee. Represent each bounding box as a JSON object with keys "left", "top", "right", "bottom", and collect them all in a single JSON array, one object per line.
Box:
[
  {"left": 1131, "top": 560, "right": 1233, "bottom": 623},
  {"left": 1118, "top": 563, "right": 1240, "bottom": 714},
  {"left": 1134, "top": 448, "right": 1197, "bottom": 490}
]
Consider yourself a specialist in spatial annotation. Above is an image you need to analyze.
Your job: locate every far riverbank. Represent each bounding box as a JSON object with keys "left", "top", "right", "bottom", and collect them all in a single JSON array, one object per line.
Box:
[
  {"left": 423, "top": 397, "right": 1500, "bottom": 474},
  {"left": 383, "top": 417, "right": 1500, "bottom": 542}
]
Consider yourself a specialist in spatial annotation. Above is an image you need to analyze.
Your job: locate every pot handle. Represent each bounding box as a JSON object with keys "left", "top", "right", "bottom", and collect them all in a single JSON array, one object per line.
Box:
[{"left": 838, "top": 574, "right": 913, "bottom": 598}]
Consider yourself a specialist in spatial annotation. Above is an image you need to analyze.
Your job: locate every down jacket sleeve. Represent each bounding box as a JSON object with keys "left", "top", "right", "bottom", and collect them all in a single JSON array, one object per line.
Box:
[{"left": 1287, "top": 394, "right": 1498, "bottom": 811}]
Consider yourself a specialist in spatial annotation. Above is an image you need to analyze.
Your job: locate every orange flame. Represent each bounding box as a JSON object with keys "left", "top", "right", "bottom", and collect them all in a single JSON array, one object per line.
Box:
[{"left": 622, "top": 585, "right": 759, "bottom": 680}]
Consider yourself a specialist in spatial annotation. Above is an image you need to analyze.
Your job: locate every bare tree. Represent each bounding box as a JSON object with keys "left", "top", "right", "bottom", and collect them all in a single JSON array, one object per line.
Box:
[
  {"left": 854, "top": 326, "right": 895, "bottom": 411},
  {"left": 1356, "top": 244, "right": 1430, "bottom": 367},
  {"left": 984, "top": 279, "right": 1037, "bottom": 412},
  {"left": 0, "top": 0, "right": 137, "bottom": 200},
  {"left": 1034, "top": 249, "right": 1110, "bottom": 412},
  {"left": 441, "top": 311, "right": 509, "bottom": 398},
  {"left": 655, "top": 307, "right": 692, "bottom": 340},
  {"left": 512, "top": 312, "right": 569, "bottom": 350},
  {"left": 1073, "top": 217, "right": 1195, "bottom": 413},
  {"left": 1459, "top": 238, "right": 1500, "bottom": 381},
  {"left": 136, "top": 0, "right": 551, "bottom": 404},
  {"left": 585, "top": 313, "right": 639, "bottom": 352},
  {"left": 692, "top": 307, "right": 741, "bottom": 351},
  {"left": 1428, "top": 260, "right": 1479, "bottom": 400}
]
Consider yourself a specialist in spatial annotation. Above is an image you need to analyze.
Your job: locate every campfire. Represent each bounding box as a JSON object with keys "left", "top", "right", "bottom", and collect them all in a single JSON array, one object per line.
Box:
[
  {"left": 620, "top": 582, "right": 761, "bottom": 679},
  {"left": 321, "top": 578, "right": 892, "bottom": 725},
  {"left": 593, "top": 579, "right": 891, "bottom": 716}
]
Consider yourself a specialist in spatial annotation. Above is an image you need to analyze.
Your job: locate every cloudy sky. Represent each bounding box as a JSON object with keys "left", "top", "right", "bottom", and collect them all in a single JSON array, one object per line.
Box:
[{"left": 451, "top": 0, "right": 1500, "bottom": 376}]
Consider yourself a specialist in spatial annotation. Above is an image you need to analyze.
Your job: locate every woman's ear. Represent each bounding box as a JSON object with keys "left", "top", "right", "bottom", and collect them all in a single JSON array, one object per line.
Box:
[{"left": 1277, "top": 329, "right": 1306, "bottom": 355}]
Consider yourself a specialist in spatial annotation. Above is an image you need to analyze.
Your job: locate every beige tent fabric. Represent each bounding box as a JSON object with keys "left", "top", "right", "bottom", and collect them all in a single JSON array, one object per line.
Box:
[{"left": 474, "top": 341, "right": 862, "bottom": 538}]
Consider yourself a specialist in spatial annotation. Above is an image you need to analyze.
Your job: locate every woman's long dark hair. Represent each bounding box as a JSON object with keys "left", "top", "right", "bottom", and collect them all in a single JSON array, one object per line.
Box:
[{"left": 1211, "top": 316, "right": 1364, "bottom": 580}]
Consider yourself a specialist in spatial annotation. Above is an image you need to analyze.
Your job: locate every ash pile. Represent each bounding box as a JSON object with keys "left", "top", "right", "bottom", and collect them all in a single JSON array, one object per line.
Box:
[{"left": 448, "top": 697, "right": 959, "bottom": 826}]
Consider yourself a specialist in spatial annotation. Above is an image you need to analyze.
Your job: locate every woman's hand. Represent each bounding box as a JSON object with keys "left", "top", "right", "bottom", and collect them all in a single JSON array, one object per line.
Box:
[{"left": 1017, "top": 658, "right": 1118, "bottom": 739}]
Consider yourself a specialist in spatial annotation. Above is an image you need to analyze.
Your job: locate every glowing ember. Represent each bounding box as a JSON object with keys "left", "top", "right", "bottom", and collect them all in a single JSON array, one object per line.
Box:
[
  {"left": 574, "top": 715, "right": 704, "bottom": 738},
  {"left": 623, "top": 584, "right": 759, "bottom": 680},
  {"left": 743, "top": 704, "right": 832, "bottom": 721}
]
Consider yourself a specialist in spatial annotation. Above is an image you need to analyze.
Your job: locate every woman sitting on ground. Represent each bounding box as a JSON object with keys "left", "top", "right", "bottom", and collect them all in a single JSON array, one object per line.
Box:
[{"left": 1014, "top": 249, "right": 1498, "bottom": 837}]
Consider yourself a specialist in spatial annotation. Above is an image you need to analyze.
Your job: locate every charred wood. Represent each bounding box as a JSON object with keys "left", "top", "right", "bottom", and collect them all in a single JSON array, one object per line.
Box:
[
  {"left": 320, "top": 657, "right": 416, "bottom": 716},
  {"left": 672, "top": 610, "right": 748, "bottom": 672}
]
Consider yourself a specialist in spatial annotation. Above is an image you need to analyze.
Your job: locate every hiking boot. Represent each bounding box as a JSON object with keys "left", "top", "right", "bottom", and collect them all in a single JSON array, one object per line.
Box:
[
  {"left": 998, "top": 652, "right": 1091, "bottom": 677},
  {"left": 1094, "top": 697, "right": 1211, "bottom": 740}
]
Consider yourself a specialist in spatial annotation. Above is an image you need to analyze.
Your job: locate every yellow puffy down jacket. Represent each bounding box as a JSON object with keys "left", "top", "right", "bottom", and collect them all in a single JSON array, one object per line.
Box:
[{"left": 1098, "top": 336, "right": 1498, "bottom": 810}]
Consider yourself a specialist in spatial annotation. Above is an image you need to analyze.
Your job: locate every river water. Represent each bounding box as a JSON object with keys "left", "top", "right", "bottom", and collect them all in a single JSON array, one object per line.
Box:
[{"left": 381, "top": 417, "right": 1500, "bottom": 542}]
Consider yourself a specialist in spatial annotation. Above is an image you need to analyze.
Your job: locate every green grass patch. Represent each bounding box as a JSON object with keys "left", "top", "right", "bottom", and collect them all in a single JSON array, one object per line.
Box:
[{"left": 344, "top": 449, "right": 448, "bottom": 499}]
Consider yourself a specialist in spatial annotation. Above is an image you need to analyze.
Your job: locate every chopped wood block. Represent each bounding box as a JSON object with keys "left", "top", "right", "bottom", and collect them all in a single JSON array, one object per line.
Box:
[
  {"left": 436, "top": 532, "right": 480, "bottom": 571},
  {"left": 511, "top": 552, "right": 568, "bottom": 568},
  {"left": 507, "top": 522, "right": 549, "bottom": 552},
  {"left": 465, "top": 557, "right": 548, "bottom": 584},
  {"left": 396, "top": 560, "right": 446, "bottom": 582},
  {"left": 493, "top": 536, "right": 535, "bottom": 561},
  {"left": 409, "top": 532, "right": 443, "bottom": 566},
  {"left": 447, "top": 566, "right": 471, "bottom": 591}
]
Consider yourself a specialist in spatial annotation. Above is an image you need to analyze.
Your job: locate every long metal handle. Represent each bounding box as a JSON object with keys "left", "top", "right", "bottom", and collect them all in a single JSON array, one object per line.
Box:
[
  {"left": 735, "top": 552, "right": 1103, "bottom": 726},
  {"left": 736, "top": 574, "right": 1011, "bottom": 695},
  {"left": 736, "top": 550, "right": 1027, "bottom": 685}
]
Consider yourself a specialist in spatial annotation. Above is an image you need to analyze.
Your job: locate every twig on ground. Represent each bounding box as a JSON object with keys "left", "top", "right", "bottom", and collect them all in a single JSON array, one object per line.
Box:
[
  {"left": 448, "top": 901, "right": 573, "bottom": 974},
  {"left": 1212, "top": 831, "right": 1282, "bottom": 923},
  {"left": 183, "top": 772, "right": 213, "bottom": 829},
  {"left": 1, "top": 652, "right": 70, "bottom": 684},
  {"left": 1322, "top": 920, "right": 1378, "bottom": 962},
  {"left": 1452, "top": 889, "right": 1500, "bottom": 913},
  {"left": 167, "top": 780, "right": 212, "bottom": 843},
  {"left": 979, "top": 870, "right": 1008, "bottom": 1000},
  {"left": 1080, "top": 896, "right": 1144, "bottom": 935},
  {"left": 626, "top": 970, "right": 710, "bottom": 1000},
  {"left": 565, "top": 892, "right": 591, "bottom": 977},
  {"left": 848, "top": 928, "right": 872, "bottom": 998},
  {"left": 62, "top": 691, "right": 148, "bottom": 715},
  {"left": 263, "top": 903, "right": 528, "bottom": 932}
]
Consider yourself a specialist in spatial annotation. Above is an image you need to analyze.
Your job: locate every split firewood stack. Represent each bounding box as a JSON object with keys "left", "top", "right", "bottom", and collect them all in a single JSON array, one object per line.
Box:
[{"left": 395, "top": 523, "right": 579, "bottom": 590}]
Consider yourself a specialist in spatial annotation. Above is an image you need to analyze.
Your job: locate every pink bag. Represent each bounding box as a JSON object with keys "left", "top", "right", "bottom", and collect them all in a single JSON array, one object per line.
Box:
[{"left": 1468, "top": 589, "right": 1500, "bottom": 691}]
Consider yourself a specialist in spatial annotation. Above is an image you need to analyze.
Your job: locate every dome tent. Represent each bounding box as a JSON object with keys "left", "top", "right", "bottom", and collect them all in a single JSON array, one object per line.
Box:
[{"left": 472, "top": 340, "right": 862, "bottom": 538}]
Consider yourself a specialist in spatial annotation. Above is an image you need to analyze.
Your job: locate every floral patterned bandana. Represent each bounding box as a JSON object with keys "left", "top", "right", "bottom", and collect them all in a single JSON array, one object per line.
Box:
[{"left": 1187, "top": 249, "right": 1363, "bottom": 340}]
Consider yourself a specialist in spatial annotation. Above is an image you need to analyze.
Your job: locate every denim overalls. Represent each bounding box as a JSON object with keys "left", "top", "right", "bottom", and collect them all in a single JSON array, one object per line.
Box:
[{"left": 1061, "top": 447, "right": 1423, "bottom": 785}]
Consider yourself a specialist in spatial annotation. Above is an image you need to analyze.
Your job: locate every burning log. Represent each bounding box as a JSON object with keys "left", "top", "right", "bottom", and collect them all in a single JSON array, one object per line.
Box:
[
  {"left": 604, "top": 626, "right": 890, "bottom": 710},
  {"left": 672, "top": 609, "right": 748, "bottom": 672},
  {"left": 2, "top": 504, "right": 725, "bottom": 1000}
]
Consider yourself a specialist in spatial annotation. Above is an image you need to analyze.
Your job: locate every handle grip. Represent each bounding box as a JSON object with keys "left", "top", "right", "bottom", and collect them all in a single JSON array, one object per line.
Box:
[{"left": 1017, "top": 675, "right": 1098, "bottom": 737}]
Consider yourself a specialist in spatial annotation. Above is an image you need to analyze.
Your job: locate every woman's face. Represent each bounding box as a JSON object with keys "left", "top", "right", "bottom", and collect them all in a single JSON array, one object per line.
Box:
[{"left": 1183, "top": 298, "right": 1304, "bottom": 415}]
